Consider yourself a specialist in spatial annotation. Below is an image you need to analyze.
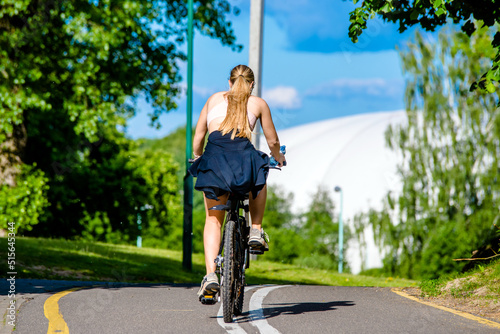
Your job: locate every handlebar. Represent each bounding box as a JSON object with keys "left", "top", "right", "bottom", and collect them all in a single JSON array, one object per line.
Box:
[
  {"left": 189, "top": 144, "right": 287, "bottom": 168},
  {"left": 269, "top": 145, "right": 287, "bottom": 167}
]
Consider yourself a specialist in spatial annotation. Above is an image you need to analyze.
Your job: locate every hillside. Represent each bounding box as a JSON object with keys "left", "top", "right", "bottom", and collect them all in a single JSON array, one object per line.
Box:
[
  {"left": 138, "top": 126, "right": 187, "bottom": 168},
  {"left": 405, "top": 258, "right": 500, "bottom": 322}
]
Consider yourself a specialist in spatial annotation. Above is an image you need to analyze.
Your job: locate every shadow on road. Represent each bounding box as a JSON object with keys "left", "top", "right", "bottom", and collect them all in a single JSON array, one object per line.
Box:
[
  {"left": 264, "top": 301, "right": 356, "bottom": 317},
  {"left": 233, "top": 300, "right": 355, "bottom": 323}
]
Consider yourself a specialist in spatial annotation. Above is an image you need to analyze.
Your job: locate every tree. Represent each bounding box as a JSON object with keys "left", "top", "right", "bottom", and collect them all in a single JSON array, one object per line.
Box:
[
  {"left": 0, "top": 164, "right": 49, "bottom": 231},
  {"left": 347, "top": 0, "right": 500, "bottom": 91},
  {"left": 138, "top": 126, "right": 204, "bottom": 251},
  {"left": 260, "top": 185, "right": 303, "bottom": 264},
  {"left": 365, "top": 25, "right": 500, "bottom": 279},
  {"left": 262, "top": 186, "right": 350, "bottom": 272},
  {"left": 0, "top": 0, "right": 241, "bottom": 235},
  {"left": 302, "top": 187, "right": 338, "bottom": 257},
  {"left": 298, "top": 186, "right": 349, "bottom": 271}
]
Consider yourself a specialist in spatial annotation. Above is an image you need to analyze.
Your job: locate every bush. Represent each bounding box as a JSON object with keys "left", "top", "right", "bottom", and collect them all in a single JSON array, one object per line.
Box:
[
  {"left": 260, "top": 185, "right": 350, "bottom": 272},
  {"left": 0, "top": 164, "right": 49, "bottom": 233},
  {"left": 294, "top": 253, "right": 337, "bottom": 270}
]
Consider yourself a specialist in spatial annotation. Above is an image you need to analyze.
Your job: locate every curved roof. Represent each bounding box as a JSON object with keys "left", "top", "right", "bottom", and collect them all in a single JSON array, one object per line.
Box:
[{"left": 259, "top": 110, "right": 407, "bottom": 272}]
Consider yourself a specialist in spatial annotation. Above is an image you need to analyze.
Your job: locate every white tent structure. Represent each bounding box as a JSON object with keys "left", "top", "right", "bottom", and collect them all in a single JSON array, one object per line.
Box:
[{"left": 260, "top": 110, "right": 407, "bottom": 273}]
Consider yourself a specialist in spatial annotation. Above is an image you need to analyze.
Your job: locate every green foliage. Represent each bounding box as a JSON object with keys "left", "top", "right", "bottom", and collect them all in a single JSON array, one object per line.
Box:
[
  {"left": 495, "top": 260, "right": 500, "bottom": 276},
  {"left": 0, "top": 236, "right": 417, "bottom": 286},
  {"left": 80, "top": 211, "right": 115, "bottom": 242},
  {"left": 260, "top": 185, "right": 302, "bottom": 263},
  {"left": 420, "top": 257, "right": 500, "bottom": 303},
  {"left": 497, "top": 228, "right": 500, "bottom": 253},
  {"left": 138, "top": 126, "right": 205, "bottom": 251},
  {"left": 20, "top": 125, "right": 182, "bottom": 246},
  {"left": 0, "top": 0, "right": 240, "bottom": 141},
  {"left": 347, "top": 0, "right": 500, "bottom": 91},
  {"left": 358, "top": 267, "right": 391, "bottom": 278},
  {"left": 293, "top": 253, "right": 338, "bottom": 271},
  {"left": 0, "top": 0, "right": 240, "bottom": 241},
  {"left": 138, "top": 126, "right": 190, "bottom": 188},
  {"left": 135, "top": 148, "right": 183, "bottom": 249},
  {"left": 363, "top": 25, "right": 500, "bottom": 279},
  {"left": 420, "top": 278, "right": 446, "bottom": 297},
  {"left": 302, "top": 187, "right": 341, "bottom": 257},
  {"left": 0, "top": 163, "right": 49, "bottom": 232},
  {"left": 261, "top": 186, "right": 350, "bottom": 272},
  {"left": 262, "top": 184, "right": 295, "bottom": 230},
  {"left": 263, "top": 223, "right": 305, "bottom": 264},
  {"left": 139, "top": 127, "right": 187, "bottom": 165}
]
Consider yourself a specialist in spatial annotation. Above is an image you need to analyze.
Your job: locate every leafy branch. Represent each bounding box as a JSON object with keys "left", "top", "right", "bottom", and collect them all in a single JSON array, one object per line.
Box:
[
  {"left": 347, "top": 0, "right": 500, "bottom": 93},
  {"left": 453, "top": 254, "right": 500, "bottom": 262}
]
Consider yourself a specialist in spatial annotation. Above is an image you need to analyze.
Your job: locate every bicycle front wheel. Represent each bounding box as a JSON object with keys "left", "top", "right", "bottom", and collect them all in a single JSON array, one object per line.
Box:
[{"left": 222, "top": 220, "right": 237, "bottom": 323}]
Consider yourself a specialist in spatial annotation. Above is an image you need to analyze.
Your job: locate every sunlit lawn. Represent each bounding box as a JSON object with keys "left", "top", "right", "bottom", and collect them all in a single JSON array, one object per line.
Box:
[{"left": 0, "top": 237, "right": 415, "bottom": 287}]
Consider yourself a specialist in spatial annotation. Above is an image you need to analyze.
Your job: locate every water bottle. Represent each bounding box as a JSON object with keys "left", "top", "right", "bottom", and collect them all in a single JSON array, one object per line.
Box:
[{"left": 270, "top": 145, "right": 286, "bottom": 167}]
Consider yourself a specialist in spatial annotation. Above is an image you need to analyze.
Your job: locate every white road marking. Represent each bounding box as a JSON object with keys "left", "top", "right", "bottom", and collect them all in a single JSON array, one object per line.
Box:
[
  {"left": 216, "top": 285, "right": 288, "bottom": 333},
  {"left": 216, "top": 286, "right": 257, "bottom": 334},
  {"left": 248, "top": 285, "right": 289, "bottom": 334}
]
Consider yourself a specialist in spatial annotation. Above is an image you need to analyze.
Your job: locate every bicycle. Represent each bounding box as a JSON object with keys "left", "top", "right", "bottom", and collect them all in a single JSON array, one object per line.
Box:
[
  {"left": 196, "top": 146, "right": 286, "bottom": 323},
  {"left": 199, "top": 192, "right": 256, "bottom": 323}
]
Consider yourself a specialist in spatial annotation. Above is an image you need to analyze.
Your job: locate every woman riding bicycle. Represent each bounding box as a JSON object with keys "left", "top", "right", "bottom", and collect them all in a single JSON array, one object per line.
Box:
[{"left": 189, "top": 64, "right": 286, "bottom": 300}]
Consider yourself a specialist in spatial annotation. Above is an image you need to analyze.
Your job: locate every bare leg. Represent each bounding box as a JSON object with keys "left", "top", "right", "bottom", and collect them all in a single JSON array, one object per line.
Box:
[
  {"left": 203, "top": 193, "right": 228, "bottom": 275},
  {"left": 249, "top": 184, "right": 267, "bottom": 230}
]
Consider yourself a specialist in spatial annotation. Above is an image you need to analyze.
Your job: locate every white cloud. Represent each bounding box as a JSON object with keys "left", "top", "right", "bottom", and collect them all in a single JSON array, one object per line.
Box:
[
  {"left": 263, "top": 86, "right": 301, "bottom": 109},
  {"left": 305, "top": 78, "right": 404, "bottom": 99},
  {"left": 178, "top": 83, "right": 216, "bottom": 98},
  {"left": 193, "top": 85, "right": 216, "bottom": 98}
]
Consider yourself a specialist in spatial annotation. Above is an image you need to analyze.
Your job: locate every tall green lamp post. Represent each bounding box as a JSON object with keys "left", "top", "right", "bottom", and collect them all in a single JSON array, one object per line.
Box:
[
  {"left": 183, "top": 0, "right": 194, "bottom": 271},
  {"left": 334, "top": 186, "right": 344, "bottom": 274}
]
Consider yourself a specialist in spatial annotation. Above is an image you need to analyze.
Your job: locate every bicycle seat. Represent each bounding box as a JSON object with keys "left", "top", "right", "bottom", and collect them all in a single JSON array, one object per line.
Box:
[
  {"left": 208, "top": 194, "right": 249, "bottom": 211},
  {"left": 209, "top": 203, "right": 231, "bottom": 211}
]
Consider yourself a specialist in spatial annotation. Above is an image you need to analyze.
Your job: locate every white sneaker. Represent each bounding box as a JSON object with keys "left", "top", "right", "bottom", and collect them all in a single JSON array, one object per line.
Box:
[
  {"left": 248, "top": 228, "right": 269, "bottom": 251},
  {"left": 197, "top": 273, "right": 219, "bottom": 298}
]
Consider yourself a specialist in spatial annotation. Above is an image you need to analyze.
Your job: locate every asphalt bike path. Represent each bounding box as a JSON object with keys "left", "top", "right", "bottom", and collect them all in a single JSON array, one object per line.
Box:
[{"left": 2, "top": 279, "right": 499, "bottom": 333}]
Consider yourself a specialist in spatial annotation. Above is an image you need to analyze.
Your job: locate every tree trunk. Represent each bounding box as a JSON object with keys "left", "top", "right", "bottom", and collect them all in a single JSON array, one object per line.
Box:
[{"left": 0, "top": 122, "right": 27, "bottom": 187}]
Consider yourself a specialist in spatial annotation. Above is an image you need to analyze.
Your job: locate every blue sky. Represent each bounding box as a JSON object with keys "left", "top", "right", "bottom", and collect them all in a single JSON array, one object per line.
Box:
[{"left": 127, "top": 0, "right": 418, "bottom": 139}]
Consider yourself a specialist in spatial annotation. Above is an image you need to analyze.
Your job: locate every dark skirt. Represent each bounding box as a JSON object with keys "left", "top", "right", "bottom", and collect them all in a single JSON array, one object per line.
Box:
[{"left": 188, "top": 131, "right": 270, "bottom": 200}]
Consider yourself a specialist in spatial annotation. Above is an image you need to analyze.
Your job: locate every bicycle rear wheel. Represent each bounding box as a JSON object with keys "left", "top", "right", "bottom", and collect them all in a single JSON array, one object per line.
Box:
[
  {"left": 234, "top": 272, "right": 245, "bottom": 316},
  {"left": 222, "top": 220, "right": 237, "bottom": 323}
]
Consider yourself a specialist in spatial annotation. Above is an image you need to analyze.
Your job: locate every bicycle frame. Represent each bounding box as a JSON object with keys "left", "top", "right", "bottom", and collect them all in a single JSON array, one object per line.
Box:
[{"left": 214, "top": 196, "right": 251, "bottom": 269}]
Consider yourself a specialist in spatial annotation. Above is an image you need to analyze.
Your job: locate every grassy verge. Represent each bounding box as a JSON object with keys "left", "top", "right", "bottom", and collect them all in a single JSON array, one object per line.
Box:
[
  {"left": 419, "top": 258, "right": 500, "bottom": 298},
  {"left": 414, "top": 258, "right": 500, "bottom": 321},
  {"left": 0, "top": 237, "right": 415, "bottom": 287}
]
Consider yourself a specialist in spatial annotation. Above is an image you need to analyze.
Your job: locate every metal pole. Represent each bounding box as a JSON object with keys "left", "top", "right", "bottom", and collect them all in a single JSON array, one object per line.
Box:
[
  {"left": 183, "top": 0, "right": 194, "bottom": 271},
  {"left": 249, "top": 0, "right": 264, "bottom": 149},
  {"left": 339, "top": 190, "right": 344, "bottom": 273},
  {"left": 137, "top": 212, "right": 142, "bottom": 248},
  {"left": 335, "top": 186, "right": 344, "bottom": 274}
]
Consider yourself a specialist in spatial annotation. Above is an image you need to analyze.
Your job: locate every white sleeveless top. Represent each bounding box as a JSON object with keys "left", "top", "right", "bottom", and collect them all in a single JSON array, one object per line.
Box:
[{"left": 207, "top": 100, "right": 258, "bottom": 131}]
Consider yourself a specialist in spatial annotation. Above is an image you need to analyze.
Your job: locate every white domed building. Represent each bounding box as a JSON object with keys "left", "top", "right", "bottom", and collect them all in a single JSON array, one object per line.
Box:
[{"left": 260, "top": 110, "right": 407, "bottom": 274}]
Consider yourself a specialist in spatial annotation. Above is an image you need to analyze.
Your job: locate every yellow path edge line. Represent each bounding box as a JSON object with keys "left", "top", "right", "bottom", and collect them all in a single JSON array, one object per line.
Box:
[
  {"left": 392, "top": 288, "right": 500, "bottom": 330},
  {"left": 44, "top": 287, "right": 87, "bottom": 334}
]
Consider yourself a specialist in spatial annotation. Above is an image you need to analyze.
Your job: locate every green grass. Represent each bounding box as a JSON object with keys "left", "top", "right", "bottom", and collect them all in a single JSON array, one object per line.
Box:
[
  {"left": 420, "top": 258, "right": 500, "bottom": 299},
  {"left": 1, "top": 237, "right": 416, "bottom": 287}
]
